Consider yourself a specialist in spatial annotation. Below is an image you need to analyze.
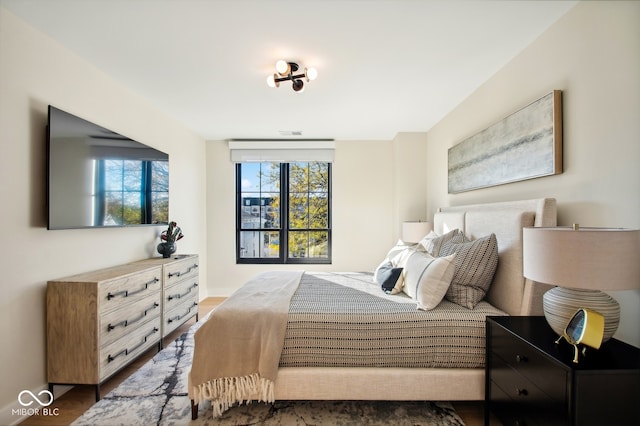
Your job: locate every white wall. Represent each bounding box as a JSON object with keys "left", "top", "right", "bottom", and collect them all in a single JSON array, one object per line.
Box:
[
  {"left": 425, "top": 1, "right": 640, "bottom": 346},
  {"left": 392, "top": 132, "right": 429, "bottom": 233},
  {"left": 206, "top": 139, "right": 407, "bottom": 296},
  {"left": 0, "top": 8, "right": 207, "bottom": 424}
]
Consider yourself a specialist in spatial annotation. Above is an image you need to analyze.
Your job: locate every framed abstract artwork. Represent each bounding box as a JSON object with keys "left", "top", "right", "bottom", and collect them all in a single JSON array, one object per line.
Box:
[{"left": 448, "top": 90, "right": 562, "bottom": 194}]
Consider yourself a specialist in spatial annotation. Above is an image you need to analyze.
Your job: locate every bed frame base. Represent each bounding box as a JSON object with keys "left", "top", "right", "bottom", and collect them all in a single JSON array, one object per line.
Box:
[
  {"left": 190, "top": 367, "right": 484, "bottom": 419},
  {"left": 274, "top": 367, "right": 485, "bottom": 400},
  {"left": 191, "top": 399, "right": 198, "bottom": 420}
]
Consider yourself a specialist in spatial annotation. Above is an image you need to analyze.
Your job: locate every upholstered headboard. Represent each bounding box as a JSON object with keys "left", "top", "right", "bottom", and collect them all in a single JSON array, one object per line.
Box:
[{"left": 435, "top": 198, "right": 557, "bottom": 316}]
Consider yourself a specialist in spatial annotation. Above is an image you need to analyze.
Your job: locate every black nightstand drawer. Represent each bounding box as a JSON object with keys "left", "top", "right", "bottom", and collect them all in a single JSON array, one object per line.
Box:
[
  {"left": 492, "top": 324, "right": 567, "bottom": 402},
  {"left": 490, "top": 380, "right": 565, "bottom": 426},
  {"left": 491, "top": 356, "right": 566, "bottom": 426}
]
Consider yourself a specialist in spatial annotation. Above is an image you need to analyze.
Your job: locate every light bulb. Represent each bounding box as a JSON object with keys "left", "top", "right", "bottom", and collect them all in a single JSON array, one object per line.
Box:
[
  {"left": 266, "top": 74, "right": 276, "bottom": 88},
  {"left": 275, "top": 60, "right": 290, "bottom": 75},
  {"left": 305, "top": 67, "right": 318, "bottom": 81}
]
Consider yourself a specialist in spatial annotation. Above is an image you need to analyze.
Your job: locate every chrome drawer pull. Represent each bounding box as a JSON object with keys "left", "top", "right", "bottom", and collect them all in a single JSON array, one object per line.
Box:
[
  {"left": 106, "top": 277, "right": 160, "bottom": 300},
  {"left": 107, "top": 302, "right": 160, "bottom": 331},
  {"left": 167, "top": 283, "right": 199, "bottom": 301},
  {"left": 107, "top": 327, "right": 159, "bottom": 363},
  {"left": 168, "top": 264, "right": 199, "bottom": 278},
  {"left": 515, "top": 354, "right": 528, "bottom": 363},
  {"left": 167, "top": 301, "right": 198, "bottom": 324}
]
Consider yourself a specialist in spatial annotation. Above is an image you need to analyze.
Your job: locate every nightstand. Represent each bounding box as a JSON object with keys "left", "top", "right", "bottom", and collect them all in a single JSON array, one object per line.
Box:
[{"left": 485, "top": 316, "right": 640, "bottom": 426}]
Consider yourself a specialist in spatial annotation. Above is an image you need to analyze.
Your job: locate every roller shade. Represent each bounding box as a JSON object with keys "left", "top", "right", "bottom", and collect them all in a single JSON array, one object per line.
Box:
[{"left": 229, "top": 140, "right": 335, "bottom": 163}]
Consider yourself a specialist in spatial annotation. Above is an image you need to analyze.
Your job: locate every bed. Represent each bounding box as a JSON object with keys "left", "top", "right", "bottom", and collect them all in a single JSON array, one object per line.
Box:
[{"left": 189, "top": 198, "right": 557, "bottom": 418}]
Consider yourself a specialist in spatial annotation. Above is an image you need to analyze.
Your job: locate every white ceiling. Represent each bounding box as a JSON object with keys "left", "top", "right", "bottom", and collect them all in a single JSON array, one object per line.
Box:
[{"left": 1, "top": 0, "right": 577, "bottom": 141}]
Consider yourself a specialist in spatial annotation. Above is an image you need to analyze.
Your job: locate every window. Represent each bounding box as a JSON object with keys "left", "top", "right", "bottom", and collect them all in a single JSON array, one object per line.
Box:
[
  {"left": 236, "top": 162, "right": 331, "bottom": 264},
  {"left": 94, "top": 159, "right": 168, "bottom": 226}
]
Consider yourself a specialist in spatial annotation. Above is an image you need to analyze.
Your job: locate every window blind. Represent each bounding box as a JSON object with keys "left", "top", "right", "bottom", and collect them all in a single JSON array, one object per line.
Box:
[{"left": 228, "top": 140, "right": 335, "bottom": 163}]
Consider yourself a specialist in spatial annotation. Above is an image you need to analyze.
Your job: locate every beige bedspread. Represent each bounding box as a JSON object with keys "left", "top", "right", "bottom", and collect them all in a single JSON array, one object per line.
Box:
[{"left": 188, "top": 270, "right": 303, "bottom": 416}]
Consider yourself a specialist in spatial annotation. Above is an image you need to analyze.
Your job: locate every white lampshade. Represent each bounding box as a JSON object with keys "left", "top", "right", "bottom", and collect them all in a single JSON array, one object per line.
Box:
[
  {"left": 523, "top": 226, "right": 640, "bottom": 340},
  {"left": 523, "top": 226, "right": 640, "bottom": 290},
  {"left": 402, "top": 221, "right": 433, "bottom": 243}
]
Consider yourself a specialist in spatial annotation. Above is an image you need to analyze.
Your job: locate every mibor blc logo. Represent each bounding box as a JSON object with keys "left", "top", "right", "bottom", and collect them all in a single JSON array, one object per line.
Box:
[{"left": 12, "top": 390, "right": 59, "bottom": 417}]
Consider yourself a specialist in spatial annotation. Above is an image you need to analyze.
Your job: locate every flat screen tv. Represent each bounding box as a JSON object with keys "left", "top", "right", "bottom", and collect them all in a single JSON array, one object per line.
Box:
[{"left": 47, "top": 106, "right": 169, "bottom": 230}]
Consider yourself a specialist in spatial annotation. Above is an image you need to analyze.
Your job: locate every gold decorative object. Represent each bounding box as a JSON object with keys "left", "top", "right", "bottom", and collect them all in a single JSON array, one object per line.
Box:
[{"left": 555, "top": 308, "right": 605, "bottom": 363}]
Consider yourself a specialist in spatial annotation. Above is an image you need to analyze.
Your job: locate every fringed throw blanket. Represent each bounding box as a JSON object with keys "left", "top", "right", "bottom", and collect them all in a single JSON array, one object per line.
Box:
[{"left": 188, "top": 270, "right": 303, "bottom": 417}]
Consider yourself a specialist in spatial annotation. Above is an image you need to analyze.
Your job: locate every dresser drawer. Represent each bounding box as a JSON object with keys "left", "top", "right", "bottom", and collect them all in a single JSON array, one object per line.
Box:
[
  {"left": 164, "top": 298, "right": 198, "bottom": 336},
  {"left": 492, "top": 325, "right": 567, "bottom": 403},
  {"left": 98, "top": 267, "right": 162, "bottom": 314},
  {"left": 100, "top": 291, "right": 162, "bottom": 347},
  {"left": 164, "top": 258, "right": 199, "bottom": 287},
  {"left": 100, "top": 320, "right": 160, "bottom": 380},
  {"left": 164, "top": 278, "right": 199, "bottom": 312}
]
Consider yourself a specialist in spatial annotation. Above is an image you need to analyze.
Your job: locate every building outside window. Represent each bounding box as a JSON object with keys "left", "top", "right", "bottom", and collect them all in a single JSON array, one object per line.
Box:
[{"left": 236, "top": 162, "right": 331, "bottom": 264}]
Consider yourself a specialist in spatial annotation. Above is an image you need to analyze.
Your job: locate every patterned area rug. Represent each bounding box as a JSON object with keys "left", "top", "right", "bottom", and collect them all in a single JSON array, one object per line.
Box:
[{"left": 72, "top": 322, "right": 465, "bottom": 425}]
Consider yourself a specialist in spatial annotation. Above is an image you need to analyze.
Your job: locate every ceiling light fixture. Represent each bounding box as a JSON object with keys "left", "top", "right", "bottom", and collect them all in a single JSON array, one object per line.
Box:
[{"left": 266, "top": 60, "right": 317, "bottom": 92}]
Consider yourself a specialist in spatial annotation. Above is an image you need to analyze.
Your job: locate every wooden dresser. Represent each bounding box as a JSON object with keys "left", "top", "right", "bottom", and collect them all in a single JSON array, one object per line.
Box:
[{"left": 47, "top": 254, "right": 199, "bottom": 400}]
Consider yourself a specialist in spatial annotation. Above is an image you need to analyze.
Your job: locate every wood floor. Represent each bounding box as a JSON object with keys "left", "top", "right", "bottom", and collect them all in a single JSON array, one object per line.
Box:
[{"left": 22, "top": 296, "right": 490, "bottom": 426}]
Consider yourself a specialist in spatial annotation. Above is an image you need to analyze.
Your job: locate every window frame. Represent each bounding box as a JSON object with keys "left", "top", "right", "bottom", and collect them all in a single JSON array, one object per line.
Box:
[{"left": 235, "top": 162, "right": 332, "bottom": 265}]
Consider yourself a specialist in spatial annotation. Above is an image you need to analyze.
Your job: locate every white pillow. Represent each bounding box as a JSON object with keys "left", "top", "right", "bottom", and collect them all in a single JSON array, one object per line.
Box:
[
  {"left": 390, "top": 245, "right": 419, "bottom": 283},
  {"left": 401, "top": 251, "right": 456, "bottom": 310},
  {"left": 373, "top": 239, "right": 419, "bottom": 289}
]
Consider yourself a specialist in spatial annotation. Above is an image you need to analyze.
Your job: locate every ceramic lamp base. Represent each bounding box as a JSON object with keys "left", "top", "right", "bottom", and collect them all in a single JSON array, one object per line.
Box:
[{"left": 543, "top": 287, "right": 620, "bottom": 341}]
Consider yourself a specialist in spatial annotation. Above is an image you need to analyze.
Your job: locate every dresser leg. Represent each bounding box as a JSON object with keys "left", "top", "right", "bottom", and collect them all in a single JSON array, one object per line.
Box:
[{"left": 95, "top": 384, "right": 101, "bottom": 402}]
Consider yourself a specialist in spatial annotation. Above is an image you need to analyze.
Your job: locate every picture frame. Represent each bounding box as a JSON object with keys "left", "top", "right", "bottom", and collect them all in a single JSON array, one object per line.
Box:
[{"left": 448, "top": 90, "right": 562, "bottom": 194}]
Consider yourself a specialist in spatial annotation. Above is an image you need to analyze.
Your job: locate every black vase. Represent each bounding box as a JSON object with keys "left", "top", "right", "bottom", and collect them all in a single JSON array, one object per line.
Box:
[{"left": 157, "top": 242, "right": 177, "bottom": 258}]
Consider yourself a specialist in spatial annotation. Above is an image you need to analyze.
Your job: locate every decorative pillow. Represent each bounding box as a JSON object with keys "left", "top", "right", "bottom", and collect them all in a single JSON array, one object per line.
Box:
[
  {"left": 439, "top": 233, "right": 499, "bottom": 309},
  {"left": 401, "top": 251, "right": 456, "bottom": 309},
  {"left": 375, "top": 261, "right": 404, "bottom": 294},
  {"left": 419, "top": 229, "right": 465, "bottom": 256},
  {"left": 373, "top": 240, "right": 419, "bottom": 292}
]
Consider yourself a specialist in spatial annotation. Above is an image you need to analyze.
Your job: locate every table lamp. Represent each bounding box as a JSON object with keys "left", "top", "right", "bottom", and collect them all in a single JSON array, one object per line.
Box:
[
  {"left": 523, "top": 225, "right": 640, "bottom": 341},
  {"left": 402, "top": 221, "right": 433, "bottom": 244}
]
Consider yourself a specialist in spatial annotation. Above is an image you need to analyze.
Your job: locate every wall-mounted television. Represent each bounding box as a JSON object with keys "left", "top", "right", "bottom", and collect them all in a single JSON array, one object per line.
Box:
[{"left": 47, "top": 106, "right": 169, "bottom": 230}]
